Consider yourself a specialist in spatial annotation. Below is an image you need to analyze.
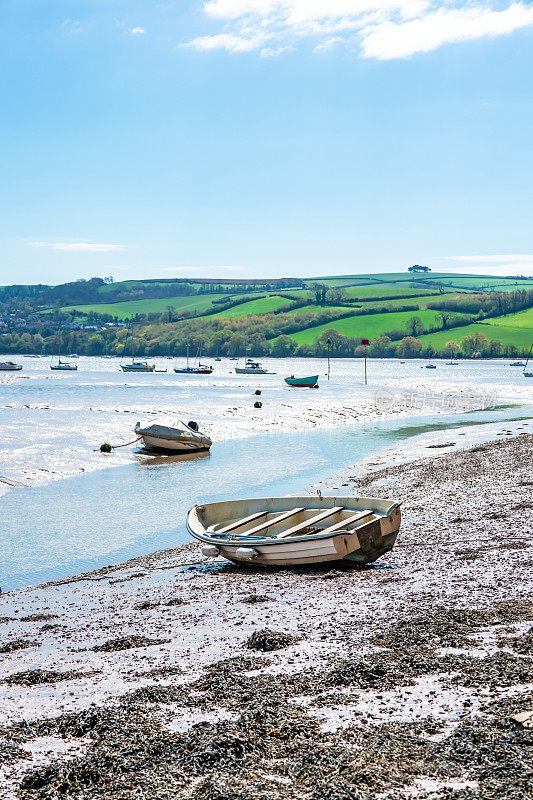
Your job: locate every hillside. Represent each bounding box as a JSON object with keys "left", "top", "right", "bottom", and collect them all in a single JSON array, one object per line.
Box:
[{"left": 1, "top": 271, "right": 531, "bottom": 358}]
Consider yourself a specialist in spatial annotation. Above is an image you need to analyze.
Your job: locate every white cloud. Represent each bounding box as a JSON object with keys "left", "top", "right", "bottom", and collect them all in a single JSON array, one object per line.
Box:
[
  {"left": 31, "top": 242, "right": 127, "bottom": 253},
  {"left": 448, "top": 254, "right": 533, "bottom": 263},
  {"left": 130, "top": 26, "right": 146, "bottom": 35},
  {"left": 361, "top": 3, "right": 533, "bottom": 59},
  {"left": 186, "top": 0, "right": 533, "bottom": 59}
]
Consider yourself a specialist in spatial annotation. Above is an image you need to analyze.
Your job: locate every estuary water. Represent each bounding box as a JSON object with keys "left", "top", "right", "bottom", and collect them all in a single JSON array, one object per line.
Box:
[{"left": 1, "top": 356, "right": 532, "bottom": 590}]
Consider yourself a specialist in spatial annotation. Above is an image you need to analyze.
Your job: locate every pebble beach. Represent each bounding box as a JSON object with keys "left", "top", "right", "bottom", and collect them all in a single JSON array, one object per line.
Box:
[{"left": 1, "top": 430, "right": 531, "bottom": 800}]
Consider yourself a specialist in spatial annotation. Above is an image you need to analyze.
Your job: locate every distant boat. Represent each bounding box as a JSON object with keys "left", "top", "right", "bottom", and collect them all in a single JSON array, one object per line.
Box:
[
  {"left": 425, "top": 363, "right": 437, "bottom": 369},
  {"left": 0, "top": 361, "right": 22, "bottom": 371},
  {"left": 215, "top": 357, "right": 222, "bottom": 361},
  {"left": 67, "top": 354, "right": 79, "bottom": 358},
  {"left": 121, "top": 361, "right": 155, "bottom": 372},
  {"left": 51, "top": 325, "right": 78, "bottom": 371},
  {"left": 510, "top": 361, "right": 525, "bottom": 367},
  {"left": 235, "top": 359, "right": 273, "bottom": 375},
  {"left": 120, "top": 321, "right": 155, "bottom": 372},
  {"left": 135, "top": 417, "right": 212, "bottom": 454},
  {"left": 446, "top": 361, "right": 459, "bottom": 366},
  {"left": 188, "top": 495, "right": 402, "bottom": 567},
  {"left": 523, "top": 345, "right": 532, "bottom": 377},
  {"left": 285, "top": 375, "right": 319, "bottom": 388},
  {"left": 174, "top": 344, "right": 214, "bottom": 375}
]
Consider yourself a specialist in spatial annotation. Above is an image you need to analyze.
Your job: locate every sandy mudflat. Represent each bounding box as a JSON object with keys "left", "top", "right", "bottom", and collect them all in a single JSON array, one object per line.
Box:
[{"left": 0, "top": 434, "right": 532, "bottom": 799}]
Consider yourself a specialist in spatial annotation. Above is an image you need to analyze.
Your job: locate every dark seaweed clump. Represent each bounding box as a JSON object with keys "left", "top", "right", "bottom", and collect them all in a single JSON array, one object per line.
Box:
[
  {"left": 90, "top": 635, "right": 170, "bottom": 652},
  {"left": 246, "top": 628, "right": 299, "bottom": 651},
  {"left": 20, "top": 613, "right": 58, "bottom": 622},
  {"left": 3, "top": 669, "right": 96, "bottom": 686},
  {"left": 0, "top": 638, "right": 40, "bottom": 653},
  {"left": 241, "top": 594, "right": 272, "bottom": 604}
]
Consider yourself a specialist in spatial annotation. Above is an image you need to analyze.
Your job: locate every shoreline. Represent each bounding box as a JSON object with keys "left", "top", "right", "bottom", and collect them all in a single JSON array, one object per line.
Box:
[{"left": 1, "top": 432, "right": 532, "bottom": 799}]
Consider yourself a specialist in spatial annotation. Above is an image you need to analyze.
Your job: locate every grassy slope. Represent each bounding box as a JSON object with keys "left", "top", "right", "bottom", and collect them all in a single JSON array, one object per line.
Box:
[
  {"left": 208, "top": 295, "right": 293, "bottom": 318},
  {"left": 487, "top": 308, "right": 533, "bottom": 328},
  {"left": 288, "top": 308, "right": 444, "bottom": 345},
  {"left": 63, "top": 293, "right": 232, "bottom": 318},
  {"left": 415, "top": 322, "right": 532, "bottom": 350}
]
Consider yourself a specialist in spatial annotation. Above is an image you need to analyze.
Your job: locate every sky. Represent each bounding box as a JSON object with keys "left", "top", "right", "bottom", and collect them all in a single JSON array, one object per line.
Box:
[{"left": 1, "top": 0, "right": 533, "bottom": 285}]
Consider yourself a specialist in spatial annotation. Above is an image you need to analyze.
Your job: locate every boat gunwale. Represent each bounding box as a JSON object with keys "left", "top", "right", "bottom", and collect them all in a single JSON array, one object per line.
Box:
[{"left": 187, "top": 501, "right": 401, "bottom": 547}]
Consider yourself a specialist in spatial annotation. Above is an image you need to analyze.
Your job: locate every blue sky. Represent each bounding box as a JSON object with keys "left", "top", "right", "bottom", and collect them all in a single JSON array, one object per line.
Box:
[{"left": 1, "top": 0, "right": 533, "bottom": 284}]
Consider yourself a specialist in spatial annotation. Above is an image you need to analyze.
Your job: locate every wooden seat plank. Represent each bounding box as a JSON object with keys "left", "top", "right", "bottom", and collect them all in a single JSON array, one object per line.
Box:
[
  {"left": 275, "top": 506, "right": 344, "bottom": 539},
  {"left": 318, "top": 509, "right": 374, "bottom": 536},
  {"left": 215, "top": 510, "right": 268, "bottom": 535},
  {"left": 241, "top": 507, "right": 306, "bottom": 537}
]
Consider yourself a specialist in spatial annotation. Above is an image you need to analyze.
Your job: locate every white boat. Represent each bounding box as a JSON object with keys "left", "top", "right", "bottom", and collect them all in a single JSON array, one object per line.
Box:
[
  {"left": 134, "top": 417, "right": 212, "bottom": 453},
  {"left": 50, "top": 325, "right": 77, "bottom": 370},
  {"left": 235, "top": 359, "right": 273, "bottom": 375},
  {"left": 51, "top": 360, "right": 78, "bottom": 371},
  {"left": 188, "top": 495, "right": 401, "bottom": 566},
  {"left": 523, "top": 345, "right": 532, "bottom": 377},
  {"left": 174, "top": 344, "right": 213, "bottom": 375},
  {"left": 121, "top": 361, "right": 155, "bottom": 372},
  {"left": 0, "top": 361, "right": 22, "bottom": 371}
]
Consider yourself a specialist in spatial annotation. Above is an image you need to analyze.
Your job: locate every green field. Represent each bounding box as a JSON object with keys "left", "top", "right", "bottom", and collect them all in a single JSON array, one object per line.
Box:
[
  {"left": 63, "top": 293, "right": 234, "bottom": 318},
  {"left": 486, "top": 308, "right": 533, "bottom": 328},
  {"left": 208, "top": 295, "right": 293, "bottom": 318},
  {"left": 286, "top": 308, "right": 446, "bottom": 346},
  {"left": 415, "top": 322, "right": 532, "bottom": 351}
]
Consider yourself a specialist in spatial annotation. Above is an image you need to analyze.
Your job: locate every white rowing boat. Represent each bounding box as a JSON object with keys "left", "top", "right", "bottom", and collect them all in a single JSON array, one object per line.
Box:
[
  {"left": 134, "top": 417, "right": 212, "bottom": 453},
  {"left": 187, "top": 495, "right": 401, "bottom": 566}
]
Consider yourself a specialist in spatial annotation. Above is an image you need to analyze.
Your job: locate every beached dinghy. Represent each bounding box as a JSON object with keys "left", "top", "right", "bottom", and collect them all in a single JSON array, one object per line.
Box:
[
  {"left": 188, "top": 495, "right": 401, "bottom": 566},
  {"left": 135, "top": 417, "right": 212, "bottom": 453},
  {"left": 285, "top": 375, "right": 319, "bottom": 388}
]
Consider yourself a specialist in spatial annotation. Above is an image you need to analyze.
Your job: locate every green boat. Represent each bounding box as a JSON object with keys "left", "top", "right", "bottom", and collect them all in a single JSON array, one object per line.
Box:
[{"left": 284, "top": 375, "right": 319, "bottom": 388}]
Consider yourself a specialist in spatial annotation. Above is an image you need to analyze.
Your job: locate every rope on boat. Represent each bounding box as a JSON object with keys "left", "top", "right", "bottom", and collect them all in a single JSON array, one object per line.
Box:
[{"left": 97, "top": 436, "right": 143, "bottom": 452}]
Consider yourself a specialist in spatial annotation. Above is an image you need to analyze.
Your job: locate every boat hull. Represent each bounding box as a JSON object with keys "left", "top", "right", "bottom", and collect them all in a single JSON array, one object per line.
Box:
[
  {"left": 285, "top": 375, "right": 319, "bottom": 387},
  {"left": 121, "top": 365, "right": 155, "bottom": 372},
  {"left": 235, "top": 367, "right": 269, "bottom": 374},
  {"left": 0, "top": 364, "right": 22, "bottom": 371},
  {"left": 139, "top": 433, "right": 211, "bottom": 453},
  {"left": 50, "top": 365, "right": 77, "bottom": 371},
  {"left": 187, "top": 495, "right": 401, "bottom": 566}
]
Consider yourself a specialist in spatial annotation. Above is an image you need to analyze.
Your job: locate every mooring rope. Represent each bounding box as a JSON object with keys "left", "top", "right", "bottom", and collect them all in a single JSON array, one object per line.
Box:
[{"left": 95, "top": 436, "right": 143, "bottom": 452}]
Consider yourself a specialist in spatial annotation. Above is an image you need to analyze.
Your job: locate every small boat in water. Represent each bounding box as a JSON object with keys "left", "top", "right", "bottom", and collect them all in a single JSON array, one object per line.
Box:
[
  {"left": 174, "top": 345, "right": 214, "bottom": 375},
  {"left": 51, "top": 360, "right": 78, "bottom": 371},
  {"left": 510, "top": 361, "right": 525, "bottom": 367},
  {"left": 446, "top": 361, "right": 459, "bottom": 366},
  {"left": 235, "top": 359, "right": 273, "bottom": 375},
  {"left": 0, "top": 361, "right": 22, "bottom": 371},
  {"left": 135, "top": 417, "right": 212, "bottom": 453},
  {"left": 188, "top": 495, "right": 401, "bottom": 566},
  {"left": 285, "top": 375, "right": 319, "bottom": 388},
  {"left": 51, "top": 325, "right": 78, "bottom": 370},
  {"left": 121, "top": 361, "right": 155, "bottom": 372},
  {"left": 523, "top": 345, "right": 533, "bottom": 377}
]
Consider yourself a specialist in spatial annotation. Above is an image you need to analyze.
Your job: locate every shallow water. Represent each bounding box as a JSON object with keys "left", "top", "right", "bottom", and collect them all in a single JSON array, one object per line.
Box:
[{"left": 1, "top": 400, "right": 531, "bottom": 591}]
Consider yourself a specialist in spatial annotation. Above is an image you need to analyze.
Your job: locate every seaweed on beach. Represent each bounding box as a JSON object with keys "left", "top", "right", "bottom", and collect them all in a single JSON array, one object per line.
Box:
[
  {"left": 0, "top": 638, "right": 40, "bottom": 653},
  {"left": 90, "top": 635, "right": 170, "bottom": 652},
  {"left": 448, "top": 651, "right": 533, "bottom": 688},
  {"left": 500, "top": 626, "right": 533, "bottom": 655},
  {"left": 241, "top": 594, "right": 272, "bottom": 604},
  {"left": 246, "top": 628, "right": 299, "bottom": 651},
  {"left": 19, "top": 613, "right": 58, "bottom": 622},
  {"left": 3, "top": 668, "right": 97, "bottom": 686},
  {"left": 135, "top": 597, "right": 186, "bottom": 610},
  {"left": 0, "top": 616, "right": 15, "bottom": 624},
  {"left": 371, "top": 605, "right": 533, "bottom": 652}
]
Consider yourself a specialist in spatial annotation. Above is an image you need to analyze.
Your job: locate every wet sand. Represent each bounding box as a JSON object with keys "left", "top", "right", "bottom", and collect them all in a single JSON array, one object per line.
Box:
[{"left": 0, "top": 432, "right": 532, "bottom": 799}]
